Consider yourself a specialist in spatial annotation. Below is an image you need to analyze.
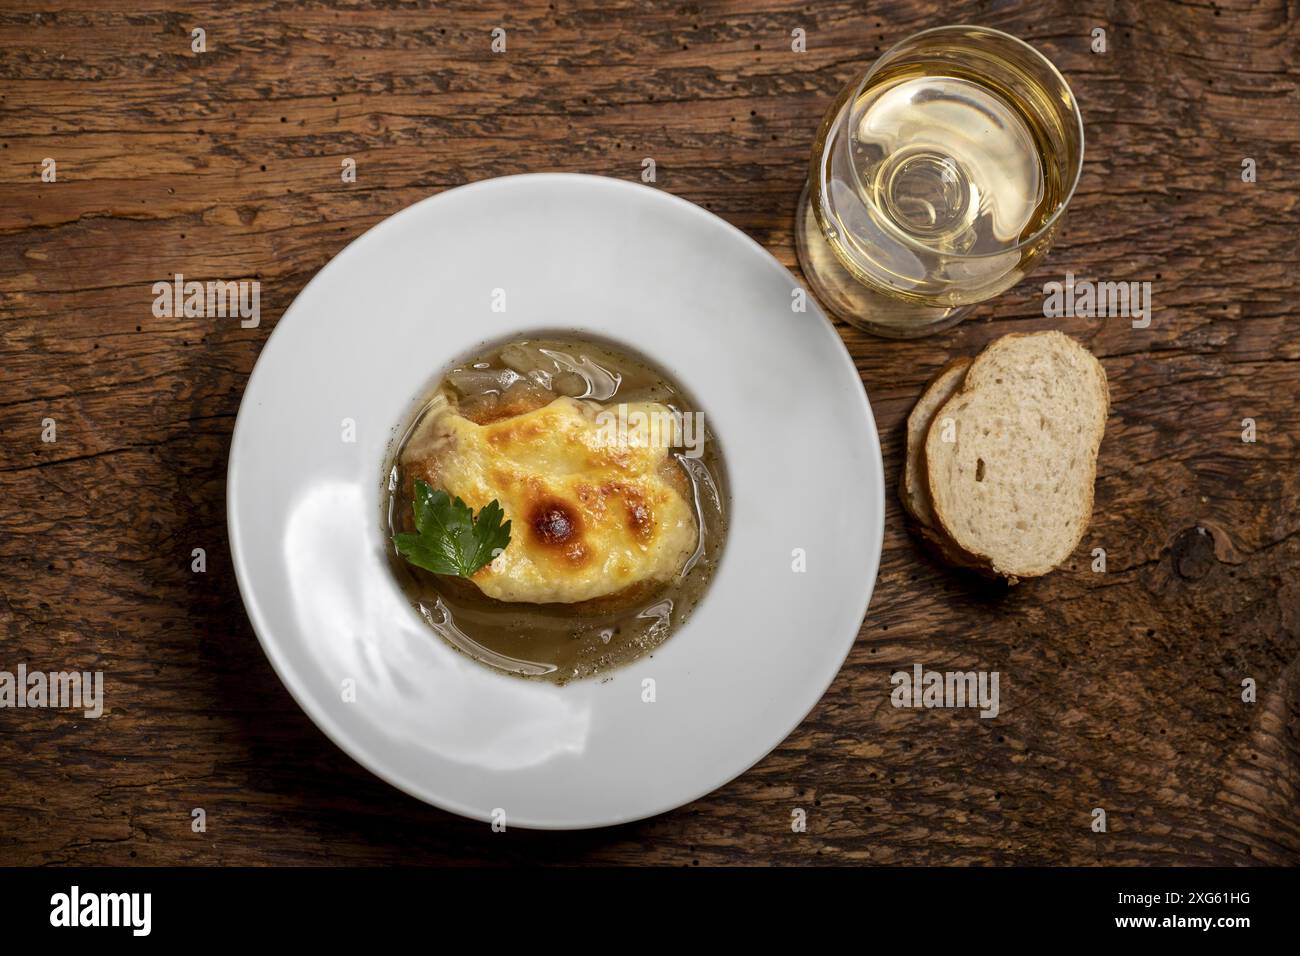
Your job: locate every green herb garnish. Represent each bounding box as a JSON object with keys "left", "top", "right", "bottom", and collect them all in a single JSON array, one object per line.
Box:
[{"left": 393, "top": 479, "right": 512, "bottom": 578}]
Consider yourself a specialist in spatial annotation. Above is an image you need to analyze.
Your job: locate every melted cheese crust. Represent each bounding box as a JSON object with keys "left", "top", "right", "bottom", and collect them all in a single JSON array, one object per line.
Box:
[{"left": 402, "top": 396, "right": 698, "bottom": 604}]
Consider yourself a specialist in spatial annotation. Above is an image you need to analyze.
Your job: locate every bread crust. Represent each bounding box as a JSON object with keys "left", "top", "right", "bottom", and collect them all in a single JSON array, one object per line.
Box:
[
  {"left": 898, "top": 356, "right": 991, "bottom": 573},
  {"left": 899, "top": 356, "right": 972, "bottom": 526}
]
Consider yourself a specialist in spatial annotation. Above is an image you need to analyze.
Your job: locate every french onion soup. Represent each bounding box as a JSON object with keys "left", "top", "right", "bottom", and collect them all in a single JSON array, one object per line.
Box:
[{"left": 384, "top": 336, "right": 728, "bottom": 684}]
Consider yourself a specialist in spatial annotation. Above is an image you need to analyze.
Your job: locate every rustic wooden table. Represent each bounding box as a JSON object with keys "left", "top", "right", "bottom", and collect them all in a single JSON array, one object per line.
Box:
[{"left": 2, "top": 0, "right": 1297, "bottom": 866}]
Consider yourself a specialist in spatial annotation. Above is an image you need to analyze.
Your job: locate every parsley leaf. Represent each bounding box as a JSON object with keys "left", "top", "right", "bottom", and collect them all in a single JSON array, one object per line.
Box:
[{"left": 393, "top": 479, "right": 512, "bottom": 578}]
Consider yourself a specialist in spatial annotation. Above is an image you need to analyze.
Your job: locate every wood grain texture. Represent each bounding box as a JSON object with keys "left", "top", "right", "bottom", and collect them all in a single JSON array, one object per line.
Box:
[{"left": 1, "top": 0, "right": 1297, "bottom": 865}]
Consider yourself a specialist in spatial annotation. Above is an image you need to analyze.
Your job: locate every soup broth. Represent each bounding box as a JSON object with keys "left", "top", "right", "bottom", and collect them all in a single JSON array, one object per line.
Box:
[{"left": 384, "top": 335, "right": 729, "bottom": 684}]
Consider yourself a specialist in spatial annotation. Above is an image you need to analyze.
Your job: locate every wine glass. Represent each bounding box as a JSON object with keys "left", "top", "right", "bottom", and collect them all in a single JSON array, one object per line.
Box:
[{"left": 794, "top": 25, "right": 1085, "bottom": 338}]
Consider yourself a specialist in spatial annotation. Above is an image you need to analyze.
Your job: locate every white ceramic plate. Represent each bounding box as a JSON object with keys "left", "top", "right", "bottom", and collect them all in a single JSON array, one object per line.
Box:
[{"left": 228, "top": 173, "right": 883, "bottom": 829}]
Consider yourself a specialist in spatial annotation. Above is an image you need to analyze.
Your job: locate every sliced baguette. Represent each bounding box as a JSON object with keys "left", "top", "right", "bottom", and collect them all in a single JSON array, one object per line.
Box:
[{"left": 924, "top": 331, "right": 1108, "bottom": 580}]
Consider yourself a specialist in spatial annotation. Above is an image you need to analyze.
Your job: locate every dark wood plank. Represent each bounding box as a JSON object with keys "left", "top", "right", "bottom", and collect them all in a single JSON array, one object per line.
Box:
[{"left": 0, "top": 0, "right": 1296, "bottom": 865}]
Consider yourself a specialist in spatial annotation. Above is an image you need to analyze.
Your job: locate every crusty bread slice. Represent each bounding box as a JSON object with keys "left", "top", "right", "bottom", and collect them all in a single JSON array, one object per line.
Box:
[
  {"left": 924, "top": 331, "right": 1108, "bottom": 580},
  {"left": 900, "top": 357, "right": 972, "bottom": 529}
]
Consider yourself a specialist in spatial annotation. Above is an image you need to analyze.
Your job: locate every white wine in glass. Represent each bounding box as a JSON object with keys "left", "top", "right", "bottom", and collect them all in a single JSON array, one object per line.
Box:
[{"left": 795, "top": 25, "right": 1085, "bottom": 338}]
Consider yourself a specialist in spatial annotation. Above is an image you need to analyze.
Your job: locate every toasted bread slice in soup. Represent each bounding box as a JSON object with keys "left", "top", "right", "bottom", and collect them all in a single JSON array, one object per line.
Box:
[{"left": 924, "top": 331, "right": 1109, "bottom": 581}]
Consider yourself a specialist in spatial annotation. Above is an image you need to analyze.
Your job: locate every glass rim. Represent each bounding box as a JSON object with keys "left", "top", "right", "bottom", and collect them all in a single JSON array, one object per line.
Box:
[{"left": 838, "top": 23, "right": 1086, "bottom": 261}]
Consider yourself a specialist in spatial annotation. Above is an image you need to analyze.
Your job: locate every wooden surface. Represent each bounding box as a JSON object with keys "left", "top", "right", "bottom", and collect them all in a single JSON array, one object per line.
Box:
[{"left": 1, "top": 0, "right": 1297, "bottom": 866}]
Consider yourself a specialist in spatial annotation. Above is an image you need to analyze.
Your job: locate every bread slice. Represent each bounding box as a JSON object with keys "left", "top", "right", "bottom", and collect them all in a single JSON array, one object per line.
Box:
[
  {"left": 924, "top": 331, "right": 1108, "bottom": 580},
  {"left": 900, "top": 357, "right": 972, "bottom": 529}
]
